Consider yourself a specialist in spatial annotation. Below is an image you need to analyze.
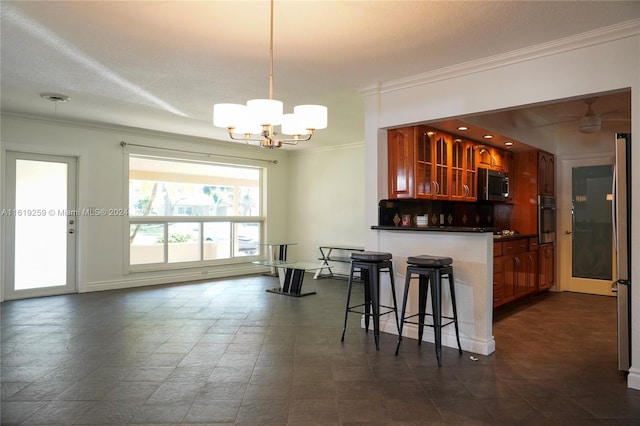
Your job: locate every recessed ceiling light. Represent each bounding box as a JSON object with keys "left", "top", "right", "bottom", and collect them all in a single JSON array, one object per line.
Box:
[
  {"left": 504, "top": 141, "right": 514, "bottom": 146},
  {"left": 457, "top": 126, "right": 468, "bottom": 131},
  {"left": 41, "top": 93, "right": 71, "bottom": 102},
  {"left": 483, "top": 135, "right": 493, "bottom": 139}
]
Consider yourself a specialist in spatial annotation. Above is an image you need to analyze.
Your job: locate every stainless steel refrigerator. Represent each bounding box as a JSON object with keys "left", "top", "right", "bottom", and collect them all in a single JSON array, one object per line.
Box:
[{"left": 613, "top": 133, "right": 631, "bottom": 371}]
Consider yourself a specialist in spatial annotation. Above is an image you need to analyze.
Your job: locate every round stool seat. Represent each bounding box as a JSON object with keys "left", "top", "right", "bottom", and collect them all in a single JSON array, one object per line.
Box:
[
  {"left": 407, "top": 255, "right": 453, "bottom": 267},
  {"left": 351, "top": 251, "right": 392, "bottom": 262}
]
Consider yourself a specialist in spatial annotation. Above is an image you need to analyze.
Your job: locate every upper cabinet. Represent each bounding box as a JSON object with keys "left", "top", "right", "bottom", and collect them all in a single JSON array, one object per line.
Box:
[
  {"left": 478, "top": 146, "right": 511, "bottom": 173},
  {"left": 387, "top": 125, "right": 524, "bottom": 202},
  {"left": 509, "top": 149, "right": 556, "bottom": 234},
  {"left": 388, "top": 127, "right": 415, "bottom": 199},
  {"left": 430, "top": 130, "right": 451, "bottom": 200},
  {"left": 538, "top": 150, "right": 555, "bottom": 196},
  {"left": 451, "top": 138, "right": 477, "bottom": 201},
  {"left": 388, "top": 126, "right": 480, "bottom": 201}
]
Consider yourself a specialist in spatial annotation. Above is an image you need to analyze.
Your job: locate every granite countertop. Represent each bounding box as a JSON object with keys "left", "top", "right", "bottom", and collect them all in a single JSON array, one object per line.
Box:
[
  {"left": 371, "top": 225, "right": 499, "bottom": 233},
  {"left": 372, "top": 225, "right": 538, "bottom": 241},
  {"left": 492, "top": 233, "right": 538, "bottom": 241}
]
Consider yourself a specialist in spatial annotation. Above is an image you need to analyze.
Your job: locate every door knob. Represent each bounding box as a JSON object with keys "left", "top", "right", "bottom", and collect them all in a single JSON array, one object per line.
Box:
[
  {"left": 565, "top": 230, "right": 572, "bottom": 235},
  {"left": 69, "top": 229, "right": 75, "bottom": 234}
]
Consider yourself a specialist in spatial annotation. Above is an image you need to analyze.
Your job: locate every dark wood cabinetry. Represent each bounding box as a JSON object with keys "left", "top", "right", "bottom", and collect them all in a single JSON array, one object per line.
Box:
[
  {"left": 538, "top": 243, "right": 555, "bottom": 291},
  {"left": 388, "top": 127, "right": 415, "bottom": 199},
  {"left": 509, "top": 150, "right": 538, "bottom": 235},
  {"left": 478, "top": 146, "right": 511, "bottom": 173},
  {"left": 537, "top": 150, "right": 555, "bottom": 196},
  {"left": 510, "top": 149, "right": 556, "bottom": 233},
  {"left": 388, "top": 126, "right": 454, "bottom": 200},
  {"left": 493, "top": 241, "right": 504, "bottom": 306},
  {"left": 451, "top": 138, "right": 478, "bottom": 201},
  {"left": 388, "top": 126, "right": 489, "bottom": 201},
  {"left": 413, "top": 128, "right": 447, "bottom": 199},
  {"left": 525, "top": 238, "right": 539, "bottom": 295},
  {"left": 502, "top": 238, "right": 533, "bottom": 303},
  {"left": 493, "top": 236, "right": 545, "bottom": 309}
]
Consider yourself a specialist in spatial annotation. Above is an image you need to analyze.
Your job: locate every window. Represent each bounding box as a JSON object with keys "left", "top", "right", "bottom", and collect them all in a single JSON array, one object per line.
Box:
[{"left": 128, "top": 155, "right": 262, "bottom": 269}]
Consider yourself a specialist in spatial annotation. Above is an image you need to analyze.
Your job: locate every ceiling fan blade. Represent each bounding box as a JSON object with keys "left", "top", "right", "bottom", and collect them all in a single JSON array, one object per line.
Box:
[{"left": 535, "top": 118, "right": 577, "bottom": 128}]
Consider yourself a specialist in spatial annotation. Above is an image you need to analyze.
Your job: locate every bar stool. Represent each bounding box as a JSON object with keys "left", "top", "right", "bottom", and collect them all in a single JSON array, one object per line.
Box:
[
  {"left": 341, "top": 251, "right": 400, "bottom": 350},
  {"left": 395, "top": 255, "right": 462, "bottom": 366}
]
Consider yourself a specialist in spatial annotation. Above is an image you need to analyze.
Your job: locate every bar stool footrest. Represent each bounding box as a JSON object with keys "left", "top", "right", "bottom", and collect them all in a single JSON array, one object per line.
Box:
[{"left": 346, "top": 305, "right": 398, "bottom": 318}]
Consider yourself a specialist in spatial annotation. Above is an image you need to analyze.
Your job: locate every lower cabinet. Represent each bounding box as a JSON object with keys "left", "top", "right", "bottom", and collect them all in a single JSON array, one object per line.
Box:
[
  {"left": 538, "top": 243, "right": 555, "bottom": 291},
  {"left": 493, "top": 237, "right": 551, "bottom": 309}
]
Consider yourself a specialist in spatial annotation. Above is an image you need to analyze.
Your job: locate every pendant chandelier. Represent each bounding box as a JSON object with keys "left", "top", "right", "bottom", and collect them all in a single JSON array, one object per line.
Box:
[{"left": 213, "top": 0, "right": 327, "bottom": 149}]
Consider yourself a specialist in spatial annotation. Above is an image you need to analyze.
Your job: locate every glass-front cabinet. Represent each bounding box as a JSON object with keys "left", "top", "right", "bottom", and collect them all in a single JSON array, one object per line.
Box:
[
  {"left": 451, "top": 138, "right": 477, "bottom": 201},
  {"left": 388, "top": 125, "right": 477, "bottom": 201},
  {"left": 415, "top": 127, "right": 434, "bottom": 198},
  {"left": 388, "top": 125, "right": 453, "bottom": 200},
  {"left": 432, "top": 131, "right": 450, "bottom": 200}
]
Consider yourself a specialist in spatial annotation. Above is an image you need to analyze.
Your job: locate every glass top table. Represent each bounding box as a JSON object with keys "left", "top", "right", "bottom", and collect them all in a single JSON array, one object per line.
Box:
[{"left": 252, "top": 260, "right": 329, "bottom": 297}]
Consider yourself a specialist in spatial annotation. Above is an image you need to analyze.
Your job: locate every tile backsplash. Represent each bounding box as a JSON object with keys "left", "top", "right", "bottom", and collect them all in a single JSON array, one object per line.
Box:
[{"left": 378, "top": 199, "right": 512, "bottom": 229}]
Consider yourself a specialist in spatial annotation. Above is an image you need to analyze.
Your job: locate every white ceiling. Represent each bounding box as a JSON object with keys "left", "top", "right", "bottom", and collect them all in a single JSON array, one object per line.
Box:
[{"left": 1, "top": 1, "right": 638, "bottom": 150}]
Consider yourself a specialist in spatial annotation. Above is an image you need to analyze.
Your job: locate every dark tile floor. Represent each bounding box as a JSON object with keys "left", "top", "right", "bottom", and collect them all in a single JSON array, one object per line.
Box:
[{"left": 2, "top": 274, "right": 640, "bottom": 425}]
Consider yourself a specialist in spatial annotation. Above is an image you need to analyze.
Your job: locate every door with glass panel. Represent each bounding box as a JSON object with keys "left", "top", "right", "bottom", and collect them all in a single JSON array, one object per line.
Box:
[
  {"left": 559, "top": 157, "right": 615, "bottom": 296},
  {"left": 3, "top": 152, "right": 77, "bottom": 300}
]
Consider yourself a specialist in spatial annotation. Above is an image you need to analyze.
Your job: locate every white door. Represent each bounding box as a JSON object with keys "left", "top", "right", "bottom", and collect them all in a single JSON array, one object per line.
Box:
[
  {"left": 3, "top": 151, "right": 77, "bottom": 300},
  {"left": 558, "top": 156, "right": 616, "bottom": 296}
]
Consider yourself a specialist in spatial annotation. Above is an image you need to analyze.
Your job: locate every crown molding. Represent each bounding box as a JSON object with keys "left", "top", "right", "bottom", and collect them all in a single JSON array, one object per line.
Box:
[
  {"left": 290, "top": 140, "right": 364, "bottom": 156},
  {"left": 361, "top": 19, "right": 640, "bottom": 96}
]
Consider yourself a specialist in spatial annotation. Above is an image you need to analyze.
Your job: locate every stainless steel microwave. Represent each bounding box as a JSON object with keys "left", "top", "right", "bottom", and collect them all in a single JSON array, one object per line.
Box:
[{"left": 478, "top": 168, "right": 509, "bottom": 201}]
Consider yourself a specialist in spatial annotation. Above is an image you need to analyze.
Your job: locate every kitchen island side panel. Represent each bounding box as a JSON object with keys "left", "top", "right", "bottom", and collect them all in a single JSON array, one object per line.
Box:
[{"left": 369, "top": 229, "right": 495, "bottom": 356}]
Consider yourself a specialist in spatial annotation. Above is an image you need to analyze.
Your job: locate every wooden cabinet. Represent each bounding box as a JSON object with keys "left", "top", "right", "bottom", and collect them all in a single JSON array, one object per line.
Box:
[
  {"left": 502, "top": 238, "right": 528, "bottom": 303},
  {"left": 525, "top": 238, "right": 539, "bottom": 295},
  {"left": 431, "top": 130, "right": 451, "bottom": 200},
  {"left": 387, "top": 125, "right": 515, "bottom": 202},
  {"left": 493, "top": 241, "right": 505, "bottom": 307},
  {"left": 478, "top": 146, "right": 511, "bottom": 172},
  {"left": 388, "top": 126, "right": 453, "bottom": 200},
  {"left": 388, "top": 127, "right": 415, "bottom": 199},
  {"left": 510, "top": 150, "right": 539, "bottom": 235},
  {"left": 493, "top": 237, "right": 541, "bottom": 308},
  {"left": 451, "top": 138, "right": 477, "bottom": 201},
  {"left": 509, "top": 149, "right": 556, "bottom": 241},
  {"left": 538, "top": 243, "right": 555, "bottom": 291},
  {"left": 538, "top": 150, "right": 555, "bottom": 196}
]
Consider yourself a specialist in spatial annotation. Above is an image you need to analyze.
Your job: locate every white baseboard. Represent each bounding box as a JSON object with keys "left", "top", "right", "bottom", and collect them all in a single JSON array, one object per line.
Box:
[{"left": 84, "top": 265, "right": 263, "bottom": 293}]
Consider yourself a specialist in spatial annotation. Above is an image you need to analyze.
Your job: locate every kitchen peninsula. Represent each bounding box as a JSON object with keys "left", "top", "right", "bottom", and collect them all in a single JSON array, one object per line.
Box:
[{"left": 370, "top": 224, "right": 496, "bottom": 356}]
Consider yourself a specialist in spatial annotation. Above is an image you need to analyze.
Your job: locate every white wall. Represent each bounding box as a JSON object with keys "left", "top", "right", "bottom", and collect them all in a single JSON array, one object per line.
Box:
[
  {"left": 288, "top": 143, "right": 366, "bottom": 269},
  {"left": 364, "top": 27, "right": 640, "bottom": 388},
  {"left": 0, "top": 114, "right": 291, "bottom": 296}
]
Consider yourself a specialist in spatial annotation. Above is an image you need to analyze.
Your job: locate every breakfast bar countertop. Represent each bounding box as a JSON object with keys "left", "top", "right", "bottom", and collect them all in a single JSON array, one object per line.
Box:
[
  {"left": 371, "top": 226, "right": 537, "bottom": 241},
  {"left": 371, "top": 225, "right": 498, "bottom": 233}
]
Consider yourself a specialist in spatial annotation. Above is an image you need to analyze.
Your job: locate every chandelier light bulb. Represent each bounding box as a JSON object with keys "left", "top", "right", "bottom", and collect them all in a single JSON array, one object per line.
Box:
[
  {"left": 247, "top": 99, "right": 283, "bottom": 126},
  {"left": 213, "top": 103, "right": 245, "bottom": 129},
  {"left": 294, "top": 105, "right": 328, "bottom": 130},
  {"left": 281, "top": 113, "right": 308, "bottom": 136}
]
